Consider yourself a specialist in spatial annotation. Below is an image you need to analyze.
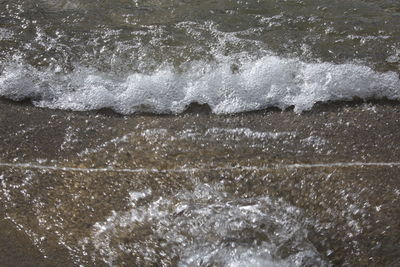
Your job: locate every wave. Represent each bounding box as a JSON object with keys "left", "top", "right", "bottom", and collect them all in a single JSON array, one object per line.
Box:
[{"left": 1, "top": 55, "right": 399, "bottom": 114}]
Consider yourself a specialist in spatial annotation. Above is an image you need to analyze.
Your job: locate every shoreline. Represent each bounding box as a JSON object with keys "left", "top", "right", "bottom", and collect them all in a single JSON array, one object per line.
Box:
[
  {"left": 1, "top": 98, "right": 400, "bottom": 266},
  {"left": 2, "top": 96, "right": 400, "bottom": 116}
]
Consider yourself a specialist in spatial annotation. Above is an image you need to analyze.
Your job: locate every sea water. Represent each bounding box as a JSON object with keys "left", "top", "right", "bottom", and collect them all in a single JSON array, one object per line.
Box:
[
  {"left": 1, "top": 0, "right": 400, "bottom": 113},
  {"left": 1, "top": 1, "right": 400, "bottom": 266}
]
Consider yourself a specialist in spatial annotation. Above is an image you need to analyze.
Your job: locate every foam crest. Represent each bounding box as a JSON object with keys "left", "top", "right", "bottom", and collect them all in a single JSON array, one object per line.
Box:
[{"left": 1, "top": 56, "right": 399, "bottom": 114}]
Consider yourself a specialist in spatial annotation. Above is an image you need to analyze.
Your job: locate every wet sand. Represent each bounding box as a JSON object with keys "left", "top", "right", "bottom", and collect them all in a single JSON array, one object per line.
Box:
[{"left": 0, "top": 98, "right": 400, "bottom": 266}]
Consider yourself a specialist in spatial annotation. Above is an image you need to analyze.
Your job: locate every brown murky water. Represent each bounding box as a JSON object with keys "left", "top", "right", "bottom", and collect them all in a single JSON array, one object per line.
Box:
[
  {"left": 1, "top": 99, "right": 400, "bottom": 266},
  {"left": 1, "top": 0, "right": 400, "bottom": 265}
]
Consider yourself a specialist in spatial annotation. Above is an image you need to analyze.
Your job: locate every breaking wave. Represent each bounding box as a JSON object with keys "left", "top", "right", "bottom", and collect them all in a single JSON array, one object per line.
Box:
[{"left": 1, "top": 55, "right": 399, "bottom": 114}]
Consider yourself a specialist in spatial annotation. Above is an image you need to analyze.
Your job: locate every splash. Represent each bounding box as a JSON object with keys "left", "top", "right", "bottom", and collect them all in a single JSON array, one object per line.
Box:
[
  {"left": 87, "top": 183, "right": 327, "bottom": 266},
  {"left": 1, "top": 55, "right": 399, "bottom": 114}
]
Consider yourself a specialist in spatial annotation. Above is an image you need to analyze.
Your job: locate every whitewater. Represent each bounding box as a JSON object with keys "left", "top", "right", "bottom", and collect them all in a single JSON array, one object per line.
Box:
[{"left": 1, "top": 55, "right": 399, "bottom": 114}]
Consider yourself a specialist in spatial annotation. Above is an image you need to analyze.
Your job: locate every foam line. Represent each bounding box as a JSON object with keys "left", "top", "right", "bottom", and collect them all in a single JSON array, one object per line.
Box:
[
  {"left": 1, "top": 55, "right": 399, "bottom": 114},
  {"left": 0, "top": 161, "right": 399, "bottom": 174}
]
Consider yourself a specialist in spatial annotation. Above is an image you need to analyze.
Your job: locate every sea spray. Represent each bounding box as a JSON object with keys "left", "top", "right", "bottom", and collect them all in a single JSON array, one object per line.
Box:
[{"left": 1, "top": 56, "right": 399, "bottom": 113}]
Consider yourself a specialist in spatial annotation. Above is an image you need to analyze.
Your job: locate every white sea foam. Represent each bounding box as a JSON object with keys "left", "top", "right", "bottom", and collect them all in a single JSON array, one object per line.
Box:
[
  {"left": 1, "top": 55, "right": 399, "bottom": 114},
  {"left": 88, "top": 183, "right": 327, "bottom": 266}
]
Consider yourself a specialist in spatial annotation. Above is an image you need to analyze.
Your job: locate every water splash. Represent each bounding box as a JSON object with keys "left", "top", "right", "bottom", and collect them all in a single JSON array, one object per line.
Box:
[
  {"left": 86, "top": 183, "right": 327, "bottom": 266},
  {"left": 1, "top": 56, "right": 399, "bottom": 114}
]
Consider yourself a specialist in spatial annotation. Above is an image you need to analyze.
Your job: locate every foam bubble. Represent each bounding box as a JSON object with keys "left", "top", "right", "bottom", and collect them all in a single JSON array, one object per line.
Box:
[
  {"left": 1, "top": 55, "right": 399, "bottom": 114},
  {"left": 88, "top": 183, "right": 327, "bottom": 266}
]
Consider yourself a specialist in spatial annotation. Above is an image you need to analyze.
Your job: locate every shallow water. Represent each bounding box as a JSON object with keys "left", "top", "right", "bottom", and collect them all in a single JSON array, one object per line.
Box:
[
  {"left": 1, "top": 1, "right": 400, "bottom": 266},
  {"left": 1, "top": 99, "right": 400, "bottom": 266}
]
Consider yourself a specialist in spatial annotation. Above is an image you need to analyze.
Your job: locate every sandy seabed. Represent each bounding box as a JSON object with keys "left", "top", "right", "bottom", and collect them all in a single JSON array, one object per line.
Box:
[{"left": 0, "top": 98, "right": 400, "bottom": 266}]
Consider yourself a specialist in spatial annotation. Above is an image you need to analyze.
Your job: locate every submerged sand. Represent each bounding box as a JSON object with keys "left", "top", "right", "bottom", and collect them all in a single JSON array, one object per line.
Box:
[{"left": 0, "top": 98, "right": 400, "bottom": 266}]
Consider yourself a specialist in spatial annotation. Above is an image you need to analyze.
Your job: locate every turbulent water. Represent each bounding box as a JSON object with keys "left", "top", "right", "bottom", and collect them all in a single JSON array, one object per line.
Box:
[
  {"left": 1, "top": 0, "right": 400, "bottom": 113},
  {"left": 1, "top": 1, "right": 400, "bottom": 266}
]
